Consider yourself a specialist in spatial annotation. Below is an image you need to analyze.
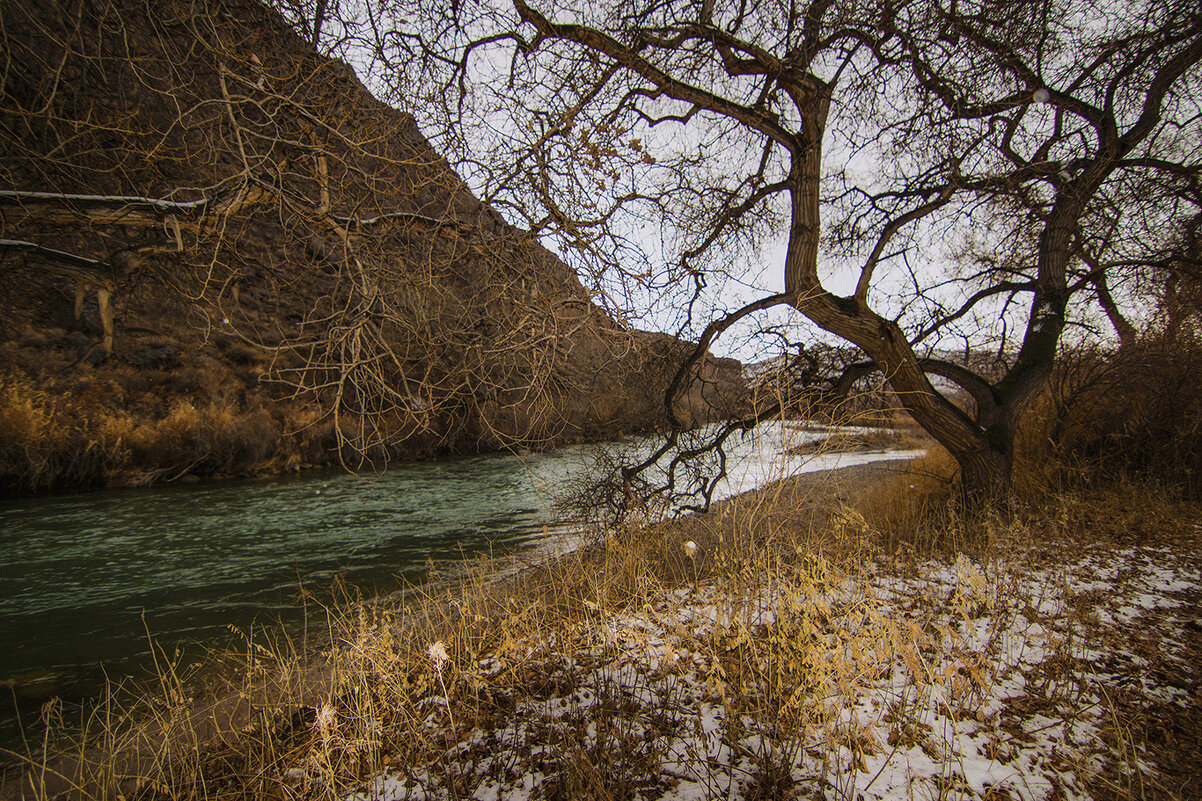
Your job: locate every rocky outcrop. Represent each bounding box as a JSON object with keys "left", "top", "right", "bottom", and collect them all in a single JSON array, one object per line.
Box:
[{"left": 0, "top": 0, "right": 744, "bottom": 490}]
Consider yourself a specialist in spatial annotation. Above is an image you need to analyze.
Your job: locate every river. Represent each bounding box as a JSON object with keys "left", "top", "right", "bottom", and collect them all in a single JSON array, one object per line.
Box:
[{"left": 0, "top": 422, "right": 920, "bottom": 745}]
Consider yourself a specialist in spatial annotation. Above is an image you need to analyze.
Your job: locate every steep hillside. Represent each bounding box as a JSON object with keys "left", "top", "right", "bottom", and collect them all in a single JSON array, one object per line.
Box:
[{"left": 0, "top": 0, "right": 744, "bottom": 491}]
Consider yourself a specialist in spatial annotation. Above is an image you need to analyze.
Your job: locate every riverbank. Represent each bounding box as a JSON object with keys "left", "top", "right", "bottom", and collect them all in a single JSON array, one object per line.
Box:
[
  {"left": 0, "top": 366, "right": 683, "bottom": 497},
  {"left": 5, "top": 454, "right": 1200, "bottom": 800},
  {"left": 345, "top": 459, "right": 1202, "bottom": 801},
  {"left": 0, "top": 422, "right": 915, "bottom": 731}
]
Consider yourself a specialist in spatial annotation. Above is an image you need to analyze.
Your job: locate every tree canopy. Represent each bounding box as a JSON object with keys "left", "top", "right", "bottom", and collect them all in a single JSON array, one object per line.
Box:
[{"left": 360, "top": 0, "right": 1202, "bottom": 505}]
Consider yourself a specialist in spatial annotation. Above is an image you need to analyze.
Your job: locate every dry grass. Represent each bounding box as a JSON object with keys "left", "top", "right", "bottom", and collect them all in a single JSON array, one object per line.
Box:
[
  {"left": 0, "top": 373, "right": 128, "bottom": 492},
  {"left": 4, "top": 410, "right": 1200, "bottom": 800},
  {"left": 0, "top": 370, "right": 334, "bottom": 492},
  {"left": 785, "top": 426, "right": 933, "bottom": 457}
]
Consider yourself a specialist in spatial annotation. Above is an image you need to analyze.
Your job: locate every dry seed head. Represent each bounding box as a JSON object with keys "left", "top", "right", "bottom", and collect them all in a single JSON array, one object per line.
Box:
[
  {"left": 427, "top": 640, "right": 450, "bottom": 669},
  {"left": 684, "top": 540, "right": 698, "bottom": 557},
  {"left": 315, "top": 703, "right": 337, "bottom": 741}
]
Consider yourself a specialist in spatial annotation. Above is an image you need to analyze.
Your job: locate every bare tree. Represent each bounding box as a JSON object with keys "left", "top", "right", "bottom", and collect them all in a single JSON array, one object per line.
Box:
[{"left": 378, "top": 0, "right": 1202, "bottom": 504}]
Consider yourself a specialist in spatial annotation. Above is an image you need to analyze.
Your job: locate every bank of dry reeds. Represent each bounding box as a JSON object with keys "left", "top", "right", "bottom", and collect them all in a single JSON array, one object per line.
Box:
[{"left": 0, "top": 371, "right": 337, "bottom": 492}]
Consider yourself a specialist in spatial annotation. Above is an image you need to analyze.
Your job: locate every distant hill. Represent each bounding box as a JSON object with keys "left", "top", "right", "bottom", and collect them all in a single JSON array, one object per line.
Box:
[{"left": 0, "top": 0, "right": 744, "bottom": 492}]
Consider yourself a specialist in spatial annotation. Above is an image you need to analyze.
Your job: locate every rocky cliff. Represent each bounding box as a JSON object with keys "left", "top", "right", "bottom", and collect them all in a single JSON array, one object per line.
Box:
[{"left": 0, "top": 0, "right": 745, "bottom": 491}]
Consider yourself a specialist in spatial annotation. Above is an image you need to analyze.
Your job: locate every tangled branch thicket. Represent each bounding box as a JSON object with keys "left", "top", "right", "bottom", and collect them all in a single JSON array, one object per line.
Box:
[{"left": 0, "top": 0, "right": 745, "bottom": 490}]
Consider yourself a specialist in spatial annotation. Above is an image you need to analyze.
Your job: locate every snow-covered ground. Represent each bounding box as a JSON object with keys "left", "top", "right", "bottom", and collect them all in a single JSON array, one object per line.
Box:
[{"left": 344, "top": 538, "right": 1201, "bottom": 800}]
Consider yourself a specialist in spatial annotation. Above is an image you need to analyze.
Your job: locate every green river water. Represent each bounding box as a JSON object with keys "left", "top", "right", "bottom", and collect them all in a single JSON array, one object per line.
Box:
[
  {"left": 0, "top": 446, "right": 586, "bottom": 746},
  {"left": 0, "top": 424, "right": 916, "bottom": 749}
]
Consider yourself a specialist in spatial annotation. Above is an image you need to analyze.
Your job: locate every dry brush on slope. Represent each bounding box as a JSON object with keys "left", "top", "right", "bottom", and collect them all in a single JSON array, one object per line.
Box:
[{"left": 0, "top": 0, "right": 745, "bottom": 491}]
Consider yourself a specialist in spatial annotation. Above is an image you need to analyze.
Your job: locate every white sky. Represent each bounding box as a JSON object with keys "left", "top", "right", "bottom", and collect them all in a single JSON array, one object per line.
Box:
[{"left": 333, "top": 4, "right": 1145, "bottom": 365}]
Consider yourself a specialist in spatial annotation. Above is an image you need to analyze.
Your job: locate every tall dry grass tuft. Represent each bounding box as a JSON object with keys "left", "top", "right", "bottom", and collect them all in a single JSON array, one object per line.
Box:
[
  {"left": 848, "top": 447, "right": 970, "bottom": 557},
  {"left": 0, "top": 370, "right": 300, "bottom": 492},
  {"left": 1031, "top": 331, "right": 1202, "bottom": 499},
  {"left": 0, "top": 372, "right": 129, "bottom": 491}
]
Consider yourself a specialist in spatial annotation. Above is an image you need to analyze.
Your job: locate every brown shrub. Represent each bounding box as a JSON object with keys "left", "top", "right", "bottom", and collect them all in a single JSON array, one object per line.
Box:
[
  {"left": 126, "top": 399, "right": 279, "bottom": 478},
  {"left": 0, "top": 372, "right": 130, "bottom": 491},
  {"left": 0, "top": 372, "right": 285, "bottom": 491},
  {"left": 1028, "top": 330, "right": 1202, "bottom": 498}
]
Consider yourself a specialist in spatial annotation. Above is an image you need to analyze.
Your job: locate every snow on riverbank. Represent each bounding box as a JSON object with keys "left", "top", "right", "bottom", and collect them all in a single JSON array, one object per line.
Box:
[
  {"left": 523, "top": 420, "right": 926, "bottom": 564},
  {"left": 530, "top": 419, "right": 926, "bottom": 503},
  {"left": 344, "top": 536, "right": 1200, "bottom": 800}
]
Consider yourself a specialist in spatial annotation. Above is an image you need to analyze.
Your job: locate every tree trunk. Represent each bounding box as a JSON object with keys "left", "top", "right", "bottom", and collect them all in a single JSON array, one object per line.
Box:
[
  {"left": 97, "top": 286, "right": 114, "bottom": 355},
  {"left": 73, "top": 284, "right": 87, "bottom": 326},
  {"left": 955, "top": 447, "right": 1012, "bottom": 510}
]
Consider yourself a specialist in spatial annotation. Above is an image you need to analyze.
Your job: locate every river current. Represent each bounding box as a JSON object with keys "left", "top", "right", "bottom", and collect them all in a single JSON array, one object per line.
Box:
[{"left": 0, "top": 422, "right": 919, "bottom": 743}]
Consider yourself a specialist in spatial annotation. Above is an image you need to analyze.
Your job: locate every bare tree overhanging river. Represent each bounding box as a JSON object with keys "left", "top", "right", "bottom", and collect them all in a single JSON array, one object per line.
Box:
[{"left": 0, "top": 424, "right": 922, "bottom": 746}]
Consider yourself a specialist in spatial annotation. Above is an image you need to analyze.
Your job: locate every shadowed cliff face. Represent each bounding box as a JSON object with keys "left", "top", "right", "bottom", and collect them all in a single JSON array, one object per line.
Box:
[{"left": 0, "top": 0, "right": 745, "bottom": 491}]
